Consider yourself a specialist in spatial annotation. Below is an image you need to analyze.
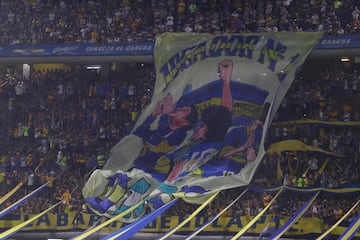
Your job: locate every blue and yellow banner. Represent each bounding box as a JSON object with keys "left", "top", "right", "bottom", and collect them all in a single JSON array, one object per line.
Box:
[
  {"left": 267, "top": 139, "right": 345, "bottom": 157},
  {"left": 1, "top": 212, "right": 359, "bottom": 238},
  {"left": 269, "top": 191, "right": 320, "bottom": 239},
  {"left": 82, "top": 32, "right": 323, "bottom": 223}
]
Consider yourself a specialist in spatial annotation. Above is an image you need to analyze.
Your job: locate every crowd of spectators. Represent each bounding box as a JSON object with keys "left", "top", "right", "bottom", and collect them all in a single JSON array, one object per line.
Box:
[
  {"left": 0, "top": 0, "right": 359, "bottom": 236},
  {"left": 1, "top": 0, "right": 360, "bottom": 46},
  {"left": 0, "top": 63, "right": 155, "bottom": 214},
  {"left": 255, "top": 60, "right": 360, "bottom": 189},
  {"left": 0, "top": 58, "right": 358, "bottom": 233}
]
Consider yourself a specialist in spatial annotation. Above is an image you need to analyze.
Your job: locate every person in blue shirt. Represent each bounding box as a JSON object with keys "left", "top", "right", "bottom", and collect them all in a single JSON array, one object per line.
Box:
[{"left": 132, "top": 93, "right": 198, "bottom": 174}]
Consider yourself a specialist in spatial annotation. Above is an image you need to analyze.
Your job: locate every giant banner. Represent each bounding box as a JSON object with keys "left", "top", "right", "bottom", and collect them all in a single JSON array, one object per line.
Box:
[{"left": 82, "top": 32, "right": 323, "bottom": 222}]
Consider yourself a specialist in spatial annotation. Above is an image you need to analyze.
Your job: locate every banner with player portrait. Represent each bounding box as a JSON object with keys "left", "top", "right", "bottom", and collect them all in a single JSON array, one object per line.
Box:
[{"left": 82, "top": 32, "right": 323, "bottom": 222}]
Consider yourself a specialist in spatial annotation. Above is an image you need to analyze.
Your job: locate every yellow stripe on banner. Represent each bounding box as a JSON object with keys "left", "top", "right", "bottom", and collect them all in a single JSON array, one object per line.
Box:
[
  {"left": 316, "top": 200, "right": 360, "bottom": 240},
  {"left": 271, "top": 191, "right": 320, "bottom": 240},
  {"left": 303, "top": 167, "right": 310, "bottom": 177},
  {"left": 105, "top": 198, "right": 179, "bottom": 240},
  {"left": 0, "top": 180, "right": 25, "bottom": 205},
  {"left": 0, "top": 201, "right": 62, "bottom": 239},
  {"left": 71, "top": 201, "right": 144, "bottom": 240},
  {"left": 317, "top": 158, "right": 329, "bottom": 175},
  {"left": 80, "top": 216, "right": 103, "bottom": 236},
  {"left": 159, "top": 191, "right": 220, "bottom": 240},
  {"left": 230, "top": 188, "right": 284, "bottom": 240},
  {"left": 0, "top": 182, "right": 48, "bottom": 218},
  {"left": 271, "top": 119, "right": 360, "bottom": 127},
  {"left": 340, "top": 217, "right": 360, "bottom": 240},
  {"left": 282, "top": 186, "right": 360, "bottom": 194},
  {"left": 185, "top": 188, "right": 248, "bottom": 240},
  {"left": 252, "top": 186, "right": 360, "bottom": 194}
]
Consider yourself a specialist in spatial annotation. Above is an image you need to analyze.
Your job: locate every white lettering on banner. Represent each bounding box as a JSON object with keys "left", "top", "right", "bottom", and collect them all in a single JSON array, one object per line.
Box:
[
  {"left": 13, "top": 213, "right": 350, "bottom": 237},
  {"left": 321, "top": 38, "right": 351, "bottom": 45},
  {"left": 13, "top": 48, "right": 46, "bottom": 54},
  {"left": 125, "top": 45, "right": 153, "bottom": 51},
  {"left": 85, "top": 45, "right": 152, "bottom": 52},
  {"left": 85, "top": 46, "right": 115, "bottom": 52},
  {"left": 52, "top": 46, "right": 79, "bottom": 53}
]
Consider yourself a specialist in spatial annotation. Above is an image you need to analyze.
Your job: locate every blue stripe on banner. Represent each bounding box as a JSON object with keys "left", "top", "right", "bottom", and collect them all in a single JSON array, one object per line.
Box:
[
  {"left": 268, "top": 191, "right": 320, "bottom": 240},
  {"left": 101, "top": 198, "right": 179, "bottom": 240},
  {"left": 0, "top": 182, "right": 47, "bottom": 219},
  {"left": 0, "top": 201, "right": 62, "bottom": 239},
  {"left": 337, "top": 215, "right": 360, "bottom": 240},
  {"left": 184, "top": 188, "right": 248, "bottom": 240},
  {"left": 100, "top": 219, "right": 139, "bottom": 239}
]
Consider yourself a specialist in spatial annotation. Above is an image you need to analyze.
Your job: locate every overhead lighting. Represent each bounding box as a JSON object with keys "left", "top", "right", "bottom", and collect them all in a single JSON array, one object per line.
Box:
[
  {"left": 86, "top": 65, "right": 101, "bottom": 70},
  {"left": 340, "top": 57, "right": 350, "bottom": 62}
]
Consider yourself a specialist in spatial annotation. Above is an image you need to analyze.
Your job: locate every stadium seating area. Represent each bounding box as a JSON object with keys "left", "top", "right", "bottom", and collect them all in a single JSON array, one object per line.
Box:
[
  {"left": 0, "top": 0, "right": 360, "bottom": 45},
  {"left": 0, "top": 59, "right": 358, "bottom": 224},
  {"left": 0, "top": 0, "right": 359, "bottom": 238}
]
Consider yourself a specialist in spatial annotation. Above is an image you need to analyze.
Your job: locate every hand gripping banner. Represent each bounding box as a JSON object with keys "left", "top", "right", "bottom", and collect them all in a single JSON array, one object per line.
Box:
[{"left": 82, "top": 32, "right": 323, "bottom": 223}]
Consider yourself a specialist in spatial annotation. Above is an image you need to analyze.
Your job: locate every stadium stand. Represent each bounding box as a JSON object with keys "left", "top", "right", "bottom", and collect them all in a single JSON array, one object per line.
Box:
[{"left": 0, "top": 1, "right": 359, "bottom": 239}]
